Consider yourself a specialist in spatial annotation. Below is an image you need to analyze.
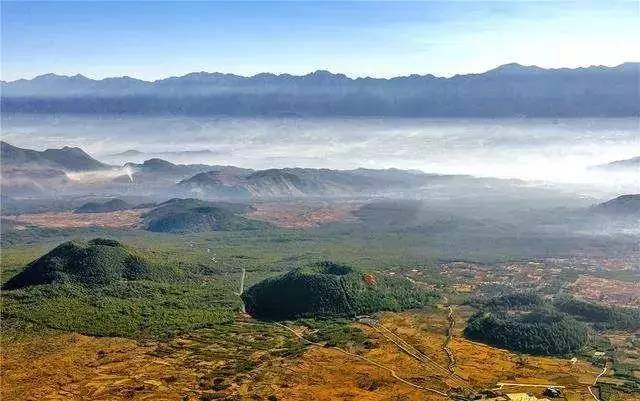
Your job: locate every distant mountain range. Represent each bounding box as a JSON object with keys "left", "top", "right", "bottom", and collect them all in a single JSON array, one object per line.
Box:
[
  {"left": 592, "top": 194, "right": 640, "bottom": 216},
  {"left": 0, "top": 141, "right": 111, "bottom": 195},
  {"left": 74, "top": 198, "right": 132, "bottom": 214},
  {"left": 103, "top": 149, "right": 220, "bottom": 164},
  {"left": 176, "top": 167, "right": 436, "bottom": 199},
  {"left": 1, "top": 141, "right": 109, "bottom": 171},
  {"left": 2, "top": 142, "right": 637, "bottom": 215},
  {"left": 593, "top": 156, "right": 640, "bottom": 171},
  {"left": 0, "top": 142, "right": 454, "bottom": 199},
  {"left": 2, "top": 63, "right": 638, "bottom": 117}
]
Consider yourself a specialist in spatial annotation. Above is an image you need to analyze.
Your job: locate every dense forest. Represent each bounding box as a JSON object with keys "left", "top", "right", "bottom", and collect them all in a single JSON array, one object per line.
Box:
[
  {"left": 464, "top": 292, "right": 589, "bottom": 355},
  {"left": 242, "top": 261, "right": 436, "bottom": 319},
  {"left": 464, "top": 308, "right": 589, "bottom": 355},
  {"left": 3, "top": 238, "right": 175, "bottom": 289},
  {"left": 554, "top": 296, "right": 640, "bottom": 330},
  {"left": 465, "top": 292, "right": 640, "bottom": 356}
]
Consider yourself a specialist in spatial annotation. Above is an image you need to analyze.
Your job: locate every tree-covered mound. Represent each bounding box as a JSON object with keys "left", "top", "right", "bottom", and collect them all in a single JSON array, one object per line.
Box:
[
  {"left": 464, "top": 293, "right": 590, "bottom": 356},
  {"left": 142, "top": 198, "right": 266, "bottom": 233},
  {"left": 74, "top": 198, "right": 131, "bottom": 213},
  {"left": 241, "top": 261, "right": 436, "bottom": 320},
  {"left": 3, "top": 238, "right": 172, "bottom": 289},
  {"left": 465, "top": 309, "right": 589, "bottom": 356},
  {"left": 554, "top": 296, "right": 640, "bottom": 331}
]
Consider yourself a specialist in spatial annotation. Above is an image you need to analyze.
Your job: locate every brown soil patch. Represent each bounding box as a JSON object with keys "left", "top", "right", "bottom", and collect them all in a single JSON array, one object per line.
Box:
[
  {"left": 273, "top": 309, "right": 602, "bottom": 401},
  {"left": 3, "top": 310, "right": 629, "bottom": 401},
  {"left": 1, "top": 333, "right": 197, "bottom": 401},
  {"left": 570, "top": 275, "right": 640, "bottom": 307},
  {"left": 3, "top": 210, "right": 145, "bottom": 229},
  {"left": 246, "top": 201, "right": 360, "bottom": 228}
]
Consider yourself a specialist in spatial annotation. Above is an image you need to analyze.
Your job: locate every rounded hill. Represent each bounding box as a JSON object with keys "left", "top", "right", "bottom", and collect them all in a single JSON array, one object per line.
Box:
[
  {"left": 74, "top": 198, "right": 131, "bottom": 213},
  {"left": 592, "top": 194, "right": 640, "bottom": 216},
  {"left": 464, "top": 293, "right": 590, "bottom": 356},
  {"left": 3, "top": 238, "right": 172, "bottom": 289},
  {"left": 142, "top": 198, "right": 266, "bottom": 233},
  {"left": 241, "top": 261, "right": 436, "bottom": 320}
]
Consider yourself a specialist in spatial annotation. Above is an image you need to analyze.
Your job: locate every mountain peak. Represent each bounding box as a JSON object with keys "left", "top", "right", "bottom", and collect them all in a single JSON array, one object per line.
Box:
[
  {"left": 2, "top": 63, "right": 637, "bottom": 117},
  {"left": 32, "top": 73, "right": 91, "bottom": 81},
  {"left": 306, "top": 70, "right": 348, "bottom": 79},
  {"left": 142, "top": 158, "right": 177, "bottom": 169},
  {"left": 1, "top": 141, "right": 108, "bottom": 171},
  {"left": 487, "top": 63, "right": 545, "bottom": 74}
]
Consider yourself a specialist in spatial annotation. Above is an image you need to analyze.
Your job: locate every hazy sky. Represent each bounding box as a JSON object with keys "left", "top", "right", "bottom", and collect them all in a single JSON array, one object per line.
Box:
[{"left": 2, "top": 1, "right": 638, "bottom": 81}]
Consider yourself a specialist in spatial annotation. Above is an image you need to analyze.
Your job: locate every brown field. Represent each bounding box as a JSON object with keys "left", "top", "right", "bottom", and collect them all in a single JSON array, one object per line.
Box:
[
  {"left": 3, "top": 210, "right": 145, "bottom": 229},
  {"left": 271, "top": 309, "right": 602, "bottom": 401},
  {"left": 570, "top": 275, "right": 640, "bottom": 307},
  {"left": 1, "top": 333, "right": 197, "bottom": 401},
  {"left": 246, "top": 201, "right": 360, "bottom": 228},
  {"left": 3, "top": 308, "right": 629, "bottom": 401}
]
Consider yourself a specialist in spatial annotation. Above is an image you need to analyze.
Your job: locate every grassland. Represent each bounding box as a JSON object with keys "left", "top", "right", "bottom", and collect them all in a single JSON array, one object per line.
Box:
[
  {"left": 2, "top": 208, "right": 639, "bottom": 400},
  {"left": 5, "top": 307, "right": 632, "bottom": 401}
]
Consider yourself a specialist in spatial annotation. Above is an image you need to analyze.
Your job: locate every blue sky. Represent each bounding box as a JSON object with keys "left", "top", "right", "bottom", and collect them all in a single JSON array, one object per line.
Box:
[{"left": 1, "top": 1, "right": 638, "bottom": 81}]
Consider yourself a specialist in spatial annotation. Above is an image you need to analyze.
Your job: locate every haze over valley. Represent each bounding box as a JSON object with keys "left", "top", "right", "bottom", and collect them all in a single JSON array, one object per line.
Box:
[
  {"left": 2, "top": 2, "right": 639, "bottom": 401},
  {"left": 3, "top": 114, "right": 639, "bottom": 195}
]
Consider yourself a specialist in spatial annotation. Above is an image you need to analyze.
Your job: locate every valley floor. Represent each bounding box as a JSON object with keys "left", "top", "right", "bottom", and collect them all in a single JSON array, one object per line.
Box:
[{"left": 2, "top": 308, "right": 627, "bottom": 401}]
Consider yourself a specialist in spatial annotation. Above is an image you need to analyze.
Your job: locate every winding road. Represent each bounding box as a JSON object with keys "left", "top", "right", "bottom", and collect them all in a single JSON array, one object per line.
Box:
[
  {"left": 443, "top": 306, "right": 456, "bottom": 373},
  {"left": 274, "top": 322, "right": 451, "bottom": 397},
  {"left": 588, "top": 365, "right": 608, "bottom": 401},
  {"left": 358, "top": 318, "right": 471, "bottom": 391}
]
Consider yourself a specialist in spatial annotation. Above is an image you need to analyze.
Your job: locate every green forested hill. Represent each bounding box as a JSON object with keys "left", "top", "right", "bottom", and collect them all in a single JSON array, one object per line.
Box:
[
  {"left": 554, "top": 296, "right": 640, "bottom": 330},
  {"left": 2, "top": 238, "right": 174, "bottom": 289},
  {"left": 142, "top": 198, "right": 265, "bottom": 233},
  {"left": 74, "top": 199, "right": 132, "bottom": 213},
  {"left": 462, "top": 292, "right": 640, "bottom": 356},
  {"left": 464, "top": 308, "right": 589, "bottom": 355},
  {"left": 242, "top": 261, "right": 436, "bottom": 319}
]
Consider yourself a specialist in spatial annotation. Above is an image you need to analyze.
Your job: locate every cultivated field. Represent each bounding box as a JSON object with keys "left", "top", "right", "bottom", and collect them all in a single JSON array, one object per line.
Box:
[
  {"left": 3, "top": 210, "right": 146, "bottom": 229},
  {"left": 3, "top": 308, "right": 623, "bottom": 401},
  {"left": 245, "top": 201, "right": 360, "bottom": 228},
  {"left": 570, "top": 275, "right": 640, "bottom": 307}
]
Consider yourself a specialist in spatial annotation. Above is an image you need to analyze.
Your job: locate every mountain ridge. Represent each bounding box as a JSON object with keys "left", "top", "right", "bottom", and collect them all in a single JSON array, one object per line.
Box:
[
  {"left": 3, "top": 63, "right": 638, "bottom": 117},
  {"left": 3, "top": 62, "right": 637, "bottom": 84},
  {"left": 593, "top": 156, "right": 640, "bottom": 171},
  {"left": 0, "top": 141, "right": 109, "bottom": 171}
]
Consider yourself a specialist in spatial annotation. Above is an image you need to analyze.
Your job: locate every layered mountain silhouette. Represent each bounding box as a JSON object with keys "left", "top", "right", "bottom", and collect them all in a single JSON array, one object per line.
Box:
[
  {"left": 103, "top": 149, "right": 220, "bottom": 164},
  {"left": 1, "top": 141, "right": 108, "bottom": 171},
  {"left": 593, "top": 156, "right": 640, "bottom": 171},
  {"left": 592, "top": 194, "right": 640, "bottom": 216},
  {"left": 176, "top": 167, "right": 439, "bottom": 199},
  {"left": 2, "top": 63, "right": 638, "bottom": 116},
  {"left": 1, "top": 142, "right": 453, "bottom": 199},
  {"left": 0, "top": 141, "right": 110, "bottom": 195},
  {"left": 74, "top": 199, "right": 132, "bottom": 213}
]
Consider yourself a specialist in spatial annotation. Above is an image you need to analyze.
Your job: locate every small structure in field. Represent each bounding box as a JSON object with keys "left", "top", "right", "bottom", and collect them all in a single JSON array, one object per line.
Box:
[{"left": 543, "top": 387, "right": 561, "bottom": 398}]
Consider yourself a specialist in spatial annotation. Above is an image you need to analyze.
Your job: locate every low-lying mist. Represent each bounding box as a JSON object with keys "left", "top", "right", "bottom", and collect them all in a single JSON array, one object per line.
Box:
[{"left": 2, "top": 114, "right": 638, "bottom": 197}]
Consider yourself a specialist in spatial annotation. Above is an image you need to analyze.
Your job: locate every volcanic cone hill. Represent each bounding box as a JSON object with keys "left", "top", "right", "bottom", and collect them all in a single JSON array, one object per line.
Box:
[
  {"left": 3, "top": 238, "right": 173, "bottom": 289},
  {"left": 241, "top": 261, "right": 436, "bottom": 320},
  {"left": 464, "top": 293, "right": 590, "bottom": 356},
  {"left": 74, "top": 198, "right": 132, "bottom": 213},
  {"left": 142, "top": 198, "right": 266, "bottom": 233}
]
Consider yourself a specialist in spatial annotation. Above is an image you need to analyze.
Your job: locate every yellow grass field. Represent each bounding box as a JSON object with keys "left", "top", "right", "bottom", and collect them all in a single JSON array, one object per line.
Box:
[{"left": 3, "top": 308, "right": 634, "bottom": 401}]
